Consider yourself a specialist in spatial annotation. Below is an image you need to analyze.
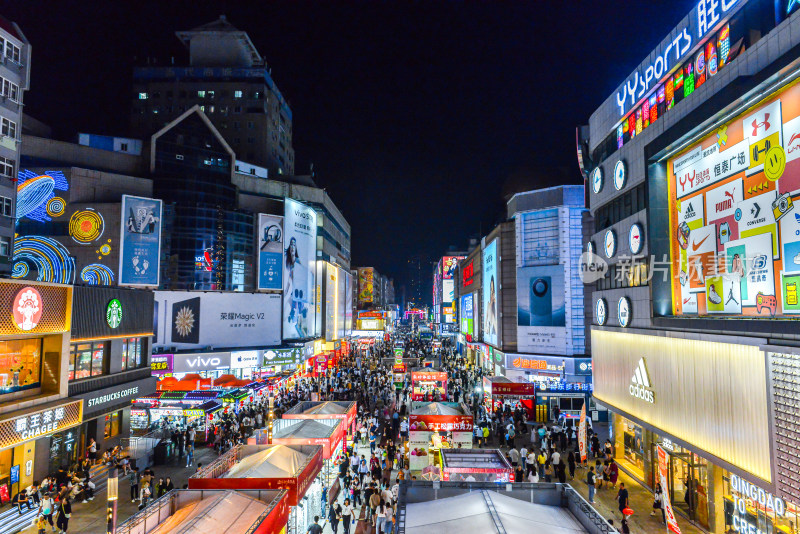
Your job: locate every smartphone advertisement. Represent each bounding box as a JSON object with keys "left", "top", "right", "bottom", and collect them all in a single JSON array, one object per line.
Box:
[{"left": 516, "top": 264, "right": 569, "bottom": 354}]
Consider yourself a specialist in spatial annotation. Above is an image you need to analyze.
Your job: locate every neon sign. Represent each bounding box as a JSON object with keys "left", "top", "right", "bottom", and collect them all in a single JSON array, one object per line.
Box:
[{"left": 462, "top": 260, "right": 475, "bottom": 287}]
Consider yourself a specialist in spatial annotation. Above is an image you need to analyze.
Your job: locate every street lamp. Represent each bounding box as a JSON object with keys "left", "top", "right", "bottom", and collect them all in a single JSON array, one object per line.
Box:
[{"left": 107, "top": 468, "right": 118, "bottom": 534}]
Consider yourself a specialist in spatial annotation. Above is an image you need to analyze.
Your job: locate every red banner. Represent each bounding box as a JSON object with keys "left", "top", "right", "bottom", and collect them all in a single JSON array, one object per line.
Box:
[
  {"left": 408, "top": 414, "right": 473, "bottom": 432},
  {"left": 578, "top": 403, "right": 587, "bottom": 462},
  {"left": 658, "top": 445, "right": 683, "bottom": 534},
  {"left": 411, "top": 371, "right": 447, "bottom": 382},
  {"left": 252, "top": 490, "right": 290, "bottom": 534}
]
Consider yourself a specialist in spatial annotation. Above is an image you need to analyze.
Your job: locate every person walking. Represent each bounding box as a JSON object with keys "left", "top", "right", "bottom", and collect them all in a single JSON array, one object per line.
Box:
[
  {"left": 340, "top": 498, "right": 354, "bottom": 534},
  {"left": 306, "top": 516, "right": 323, "bottom": 534},
  {"left": 129, "top": 468, "right": 140, "bottom": 502},
  {"left": 568, "top": 450, "right": 577, "bottom": 480},
  {"left": 38, "top": 492, "right": 55, "bottom": 531},
  {"left": 652, "top": 483, "right": 665, "bottom": 522},
  {"left": 587, "top": 467, "right": 596, "bottom": 504},
  {"left": 607, "top": 459, "right": 619, "bottom": 488},
  {"left": 616, "top": 483, "right": 630, "bottom": 518},
  {"left": 185, "top": 443, "right": 194, "bottom": 467},
  {"left": 328, "top": 501, "right": 342, "bottom": 534},
  {"left": 55, "top": 495, "right": 72, "bottom": 534},
  {"left": 383, "top": 501, "right": 395, "bottom": 534}
]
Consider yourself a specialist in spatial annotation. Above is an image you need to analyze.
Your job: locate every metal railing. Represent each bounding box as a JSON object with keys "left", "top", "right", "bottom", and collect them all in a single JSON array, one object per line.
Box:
[
  {"left": 563, "top": 485, "right": 618, "bottom": 534},
  {"left": 191, "top": 444, "right": 242, "bottom": 479}
]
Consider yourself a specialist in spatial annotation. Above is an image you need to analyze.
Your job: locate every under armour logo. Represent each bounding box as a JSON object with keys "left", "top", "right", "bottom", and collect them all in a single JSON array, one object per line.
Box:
[{"left": 752, "top": 114, "right": 770, "bottom": 136}]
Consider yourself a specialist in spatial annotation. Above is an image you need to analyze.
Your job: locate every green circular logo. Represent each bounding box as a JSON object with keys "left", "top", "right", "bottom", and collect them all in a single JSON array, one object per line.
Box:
[{"left": 106, "top": 299, "right": 122, "bottom": 328}]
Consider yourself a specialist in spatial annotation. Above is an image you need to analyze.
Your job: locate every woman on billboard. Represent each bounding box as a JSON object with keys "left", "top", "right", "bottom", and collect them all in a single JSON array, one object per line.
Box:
[
  {"left": 285, "top": 237, "right": 309, "bottom": 337},
  {"left": 486, "top": 275, "right": 498, "bottom": 337}
]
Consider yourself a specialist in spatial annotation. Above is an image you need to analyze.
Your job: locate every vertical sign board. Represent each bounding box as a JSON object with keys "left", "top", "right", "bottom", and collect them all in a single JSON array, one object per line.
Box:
[
  {"left": 482, "top": 239, "right": 499, "bottom": 346},
  {"left": 658, "top": 445, "right": 683, "bottom": 533},
  {"left": 283, "top": 198, "right": 317, "bottom": 339},
  {"left": 119, "top": 195, "right": 163, "bottom": 287},
  {"left": 257, "top": 214, "right": 284, "bottom": 291}
]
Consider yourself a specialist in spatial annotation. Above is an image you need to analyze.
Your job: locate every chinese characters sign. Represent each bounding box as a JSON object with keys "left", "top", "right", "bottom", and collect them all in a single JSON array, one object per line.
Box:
[
  {"left": 669, "top": 82, "right": 800, "bottom": 317},
  {"left": 3, "top": 400, "right": 82, "bottom": 449},
  {"left": 408, "top": 414, "right": 473, "bottom": 432}
]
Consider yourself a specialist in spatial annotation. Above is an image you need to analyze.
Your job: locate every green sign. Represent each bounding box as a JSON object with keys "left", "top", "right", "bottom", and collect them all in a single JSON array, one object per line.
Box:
[{"left": 106, "top": 299, "right": 123, "bottom": 328}]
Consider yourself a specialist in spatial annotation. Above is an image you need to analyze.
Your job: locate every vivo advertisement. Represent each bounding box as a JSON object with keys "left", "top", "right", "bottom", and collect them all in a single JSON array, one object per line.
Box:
[
  {"left": 482, "top": 239, "right": 498, "bottom": 346},
  {"left": 257, "top": 214, "right": 283, "bottom": 291},
  {"left": 119, "top": 195, "right": 162, "bottom": 287},
  {"left": 516, "top": 265, "right": 570, "bottom": 354},
  {"left": 153, "top": 291, "right": 281, "bottom": 350},
  {"left": 283, "top": 198, "right": 317, "bottom": 339}
]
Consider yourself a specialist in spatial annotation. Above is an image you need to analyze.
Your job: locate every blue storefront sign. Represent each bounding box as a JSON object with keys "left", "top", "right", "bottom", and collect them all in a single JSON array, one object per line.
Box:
[{"left": 119, "top": 195, "right": 163, "bottom": 287}]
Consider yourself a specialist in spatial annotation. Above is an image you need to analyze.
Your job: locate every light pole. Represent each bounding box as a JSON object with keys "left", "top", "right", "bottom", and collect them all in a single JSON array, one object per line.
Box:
[{"left": 107, "top": 467, "right": 118, "bottom": 534}]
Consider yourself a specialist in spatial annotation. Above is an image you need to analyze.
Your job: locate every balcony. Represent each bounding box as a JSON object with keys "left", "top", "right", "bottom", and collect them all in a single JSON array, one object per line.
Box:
[{"left": 67, "top": 367, "right": 153, "bottom": 397}]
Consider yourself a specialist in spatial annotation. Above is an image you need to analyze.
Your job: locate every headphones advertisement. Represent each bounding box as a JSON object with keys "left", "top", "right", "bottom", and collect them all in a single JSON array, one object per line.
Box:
[{"left": 257, "top": 213, "right": 284, "bottom": 291}]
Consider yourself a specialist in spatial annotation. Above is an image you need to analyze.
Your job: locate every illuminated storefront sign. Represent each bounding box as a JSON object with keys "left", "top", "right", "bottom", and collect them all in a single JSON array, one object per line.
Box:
[
  {"left": 13, "top": 287, "right": 43, "bottom": 331},
  {"left": 596, "top": 298, "right": 607, "bottom": 325},
  {"left": 106, "top": 298, "right": 122, "bottom": 328},
  {"left": 729, "top": 474, "right": 786, "bottom": 533},
  {"left": 2, "top": 400, "right": 82, "bottom": 449},
  {"left": 462, "top": 260, "right": 475, "bottom": 287}
]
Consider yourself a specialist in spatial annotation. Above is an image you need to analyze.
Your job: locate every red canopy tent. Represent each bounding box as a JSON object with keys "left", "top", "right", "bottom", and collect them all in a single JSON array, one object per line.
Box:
[
  {"left": 483, "top": 376, "right": 536, "bottom": 419},
  {"left": 189, "top": 444, "right": 323, "bottom": 506}
]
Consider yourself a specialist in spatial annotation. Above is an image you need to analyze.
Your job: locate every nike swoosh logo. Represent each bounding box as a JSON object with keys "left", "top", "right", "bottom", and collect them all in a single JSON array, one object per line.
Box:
[{"left": 691, "top": 235, "right": 710, "bottom": 251}]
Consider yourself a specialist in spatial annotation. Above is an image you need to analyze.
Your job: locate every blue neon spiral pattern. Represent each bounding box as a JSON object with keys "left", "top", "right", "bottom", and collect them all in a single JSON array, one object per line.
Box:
[
  {"left": 12, "top": 235, "right": 76, "bottom": 284},
  {"left": 16, "top": 169, "right": 69, "bottom": 222},
  {"left": 80, "top": 264, "right": 115, "bottom": 285}
]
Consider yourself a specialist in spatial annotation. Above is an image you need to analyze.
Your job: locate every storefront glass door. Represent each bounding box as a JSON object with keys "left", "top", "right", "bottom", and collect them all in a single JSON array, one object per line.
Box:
[{"left": 658, "top": 447, "right": 710, "bottom": 531}]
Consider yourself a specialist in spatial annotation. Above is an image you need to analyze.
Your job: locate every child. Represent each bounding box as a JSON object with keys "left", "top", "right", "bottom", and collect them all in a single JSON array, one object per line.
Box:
[{"left": 36, "top": 514, "right": 48, "bottom": 534}]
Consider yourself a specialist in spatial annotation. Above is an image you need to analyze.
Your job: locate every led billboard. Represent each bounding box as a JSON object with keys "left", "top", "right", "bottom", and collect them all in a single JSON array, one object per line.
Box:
[
  {"left": 257, "top": 214, "right": 283, "bottom": 291},
  {"left": 516, "top": 265, "right": 568, "bottom": 354},
  {"left": 668, "top": 80, "right": 800, "bottom": 317},
  {"left": 119, "top": 195, "right": 163, "bottom": 287},
  {"left": 358, "top": 267, "right": 374, "bottom": 303},
  {"left": 482, "top": 240, "right": 498, "bottom": 346},
  {"left": 283, "top": 198, "right": 317, "bottom": 338},
  {"left": 460, "top": 293, "right": 474, "bottom": 336}
]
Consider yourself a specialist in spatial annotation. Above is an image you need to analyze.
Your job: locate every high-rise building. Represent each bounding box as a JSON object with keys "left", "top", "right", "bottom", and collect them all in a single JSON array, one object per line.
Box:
[
  {"left": 578, "top": 1, "right": 800, "bottom": 531},
  {"left": 130, "top": 16, "right": 294, "bottom": 176},
  {"left": 0, "top": 16, "right": 29, "bottom": 274},
  {"left": 406, "top": 254, "right": 425, "bottom": 307}
]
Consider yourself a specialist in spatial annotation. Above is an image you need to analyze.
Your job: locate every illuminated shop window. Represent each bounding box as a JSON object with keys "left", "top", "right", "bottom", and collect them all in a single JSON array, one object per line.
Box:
[
  {"left": 121, "top": 338, "right": 143, "bottom": 371},
  {"left": 104, "top": 411, "right": 121, "bottom": 438},
  {"left": 68, "top": 341, "right": 106, "bottom": 381},
  {"left": 0, "top": 338, "right": 42, "bottom": 394},
  {"left": 234, "top": 90, "right": 243, "bottom": 98},
  {"left": 138, "top": 92, "right": 148, "bottom": 100}
]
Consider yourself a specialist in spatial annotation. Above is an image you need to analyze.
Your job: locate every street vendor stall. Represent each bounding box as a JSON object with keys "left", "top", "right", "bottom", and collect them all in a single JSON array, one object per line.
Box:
[
  {"left": 408, "top": 402, "right": 473, "bottom": 471},
  {"left": 482, "top": 376, "right": 536, "bottom": 420},
  {"left": 392, "top": 363, "right": 407, "bottom": 390},
  {"left": 438, "top": 448, "right": 515, "bottom": 482},
  {"left": 249, "top": 418, "right": 345, "bottom": 487},
  {"left": 411, "top": 369, "right": 448, "bottom": 401},
  {"left": 189, "top": 444, "right": 324, "bottom": 534},
  {"left": 116, "top": 489, "right": 290, "bottom": 534},
  {"left": 132, "top": 395, "right": 223, "bottom": 440},
  {"left": 282, "top": 400, "right": 357, "bottom": 438}
]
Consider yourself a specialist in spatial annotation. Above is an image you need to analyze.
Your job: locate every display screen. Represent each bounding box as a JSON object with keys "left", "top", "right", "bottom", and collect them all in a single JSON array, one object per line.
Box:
[
  {"left": 668, "top": 80, "right": 800, "bottom": 317},
  {"left": 0, "top": 339, "right": 41, "bottom": 394},
  {"left": 460, "top": 293, "right": 474, "bottom": 335},
  {"left": 482, "top": 240, "right": 499, "bottom": 346},
  {"left": 282, "top": 198, "right": 317, "bottom": 339}
]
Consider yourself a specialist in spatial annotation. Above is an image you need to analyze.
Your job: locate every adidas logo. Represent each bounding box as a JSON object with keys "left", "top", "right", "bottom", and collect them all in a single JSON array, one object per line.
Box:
[
  {"left": 629, "top": 358, "right": 655, "bottom": 403},
  {"left": 685, "top": 202, "right": 696, "bottom": 219}
]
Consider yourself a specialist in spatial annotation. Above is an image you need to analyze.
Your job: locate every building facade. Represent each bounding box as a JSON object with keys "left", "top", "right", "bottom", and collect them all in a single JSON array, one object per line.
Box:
[
  {"left": 131, "top": 16, "right": 294, "bottom": 176},
  {"left": 0, "top": 16, "right": 30, "bottom": 274},
  {"left": 578, "top": 1, "right": 800, "bottom": 532}
]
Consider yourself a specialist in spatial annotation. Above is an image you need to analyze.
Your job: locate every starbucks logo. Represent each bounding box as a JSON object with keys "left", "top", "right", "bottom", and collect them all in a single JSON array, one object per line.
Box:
[{"left": 106, "top": 299, "right": 123, "bottom": 328}]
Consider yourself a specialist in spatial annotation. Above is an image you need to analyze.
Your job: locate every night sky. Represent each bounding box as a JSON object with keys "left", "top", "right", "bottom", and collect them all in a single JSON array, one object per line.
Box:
[{"left": 4, "top": 1, "right": 696, "bottom": 298}]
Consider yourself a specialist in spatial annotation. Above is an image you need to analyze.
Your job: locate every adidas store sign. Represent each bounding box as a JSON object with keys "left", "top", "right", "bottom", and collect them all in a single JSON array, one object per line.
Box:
[{"left": 629, "top": 358, "right": 655, "bottom": 403}]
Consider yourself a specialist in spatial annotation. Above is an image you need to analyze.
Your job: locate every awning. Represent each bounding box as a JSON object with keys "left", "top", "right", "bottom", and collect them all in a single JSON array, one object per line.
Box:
[
  {"left": 404, "top": 490, "right": 588, "bottom": 534},
  {"left": 224, "top": 445, "right": 310, "bottom": 479},
  {"left": 149, "top": 490, "right": 276, "bottom": 534}
]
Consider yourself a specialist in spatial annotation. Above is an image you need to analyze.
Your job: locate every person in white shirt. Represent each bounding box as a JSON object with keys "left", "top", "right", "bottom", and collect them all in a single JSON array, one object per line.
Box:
[{"left": 519, "top": 446, "right": 529, "bottom": 470}]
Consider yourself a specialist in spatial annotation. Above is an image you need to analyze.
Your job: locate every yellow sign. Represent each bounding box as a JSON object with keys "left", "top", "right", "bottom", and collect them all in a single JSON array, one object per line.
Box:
[
  {"left": 0, "top": 400, "right": 83, "bottom": 450},
  {"left": 764, "top": 146, "right": 786, "bottom": 181}
]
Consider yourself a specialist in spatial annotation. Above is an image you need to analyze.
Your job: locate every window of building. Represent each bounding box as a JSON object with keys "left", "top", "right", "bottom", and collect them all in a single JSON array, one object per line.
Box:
[
  {"left": 208, "top": 105, "right": 215, "bottom": 114},
  {"left": 197, "top": 90, "right": 206, "bottom": 98},
  {"left": 233, "top": 121, "right": 240, "bottom": 130},
  {"left": 138, "top": 92, "right": 148, "bottom": 100},
  {"left": 0, "top": 196, "right": 11, "bottom": 216},
  {"left": 234, "top": 90, "right": 243, "bottom": 99},
  {"left": 120, "top": 143, "right": 129, "bottom": 152},
  {"left": 104, "top": 411, "right": 122, "bottom": 439},
  {"left": 0, "top": 117, "right": 16, "bottom": 139},
  {"left": 254, "top": 91, "right": 261, "bottom": 99},
  {"left": 0, "top": 155, "right": 13, "bottom": 178},
  {"left": 233, "top": 137, "right": 240, "bottom": 144},
  {"left": 199, "top": 105, "right": 205, "bottom": 113},
  {"left": 5, "top": 41, "right": 21, "bottom": 64},
  {"left": 69, "top": 342, "right": 106, "bottom": 380},
  {"left": 207, "top": 90, "right": 215, "bottom": 99},
  {"left": 247, "top": 121, "right": 254, "bottom": 129},
  {"left": 121, "top": 338, "right": 143, "bottom": 371},
  {"left": 234, "top": 106, "right": 242, "bottom": 114},
  {"left": 0, "top": 237, "right": 9, "bottom": 257},
  {"left": 0, "top": 78, "right": 19, "bottom": 102},
  {"left": 0, "top": 338, "right": 41, "bottom": 393},
  {"left": 247, "top": 137, "right": 255, "bottom": 144}
]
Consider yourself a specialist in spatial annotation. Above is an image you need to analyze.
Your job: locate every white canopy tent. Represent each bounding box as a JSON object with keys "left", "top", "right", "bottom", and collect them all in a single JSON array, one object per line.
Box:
[
  {"left": 303, "top": 401, "right": 348, "bottom": 415},
  {"left": 224, "top": 444, "right": 309, "bottom": 478},
  {"left": 150, "top": 490, "right": 269, "bottom": 534},
  {"left": 404, "top": 491, "right": 588, "bottom": 534}
]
